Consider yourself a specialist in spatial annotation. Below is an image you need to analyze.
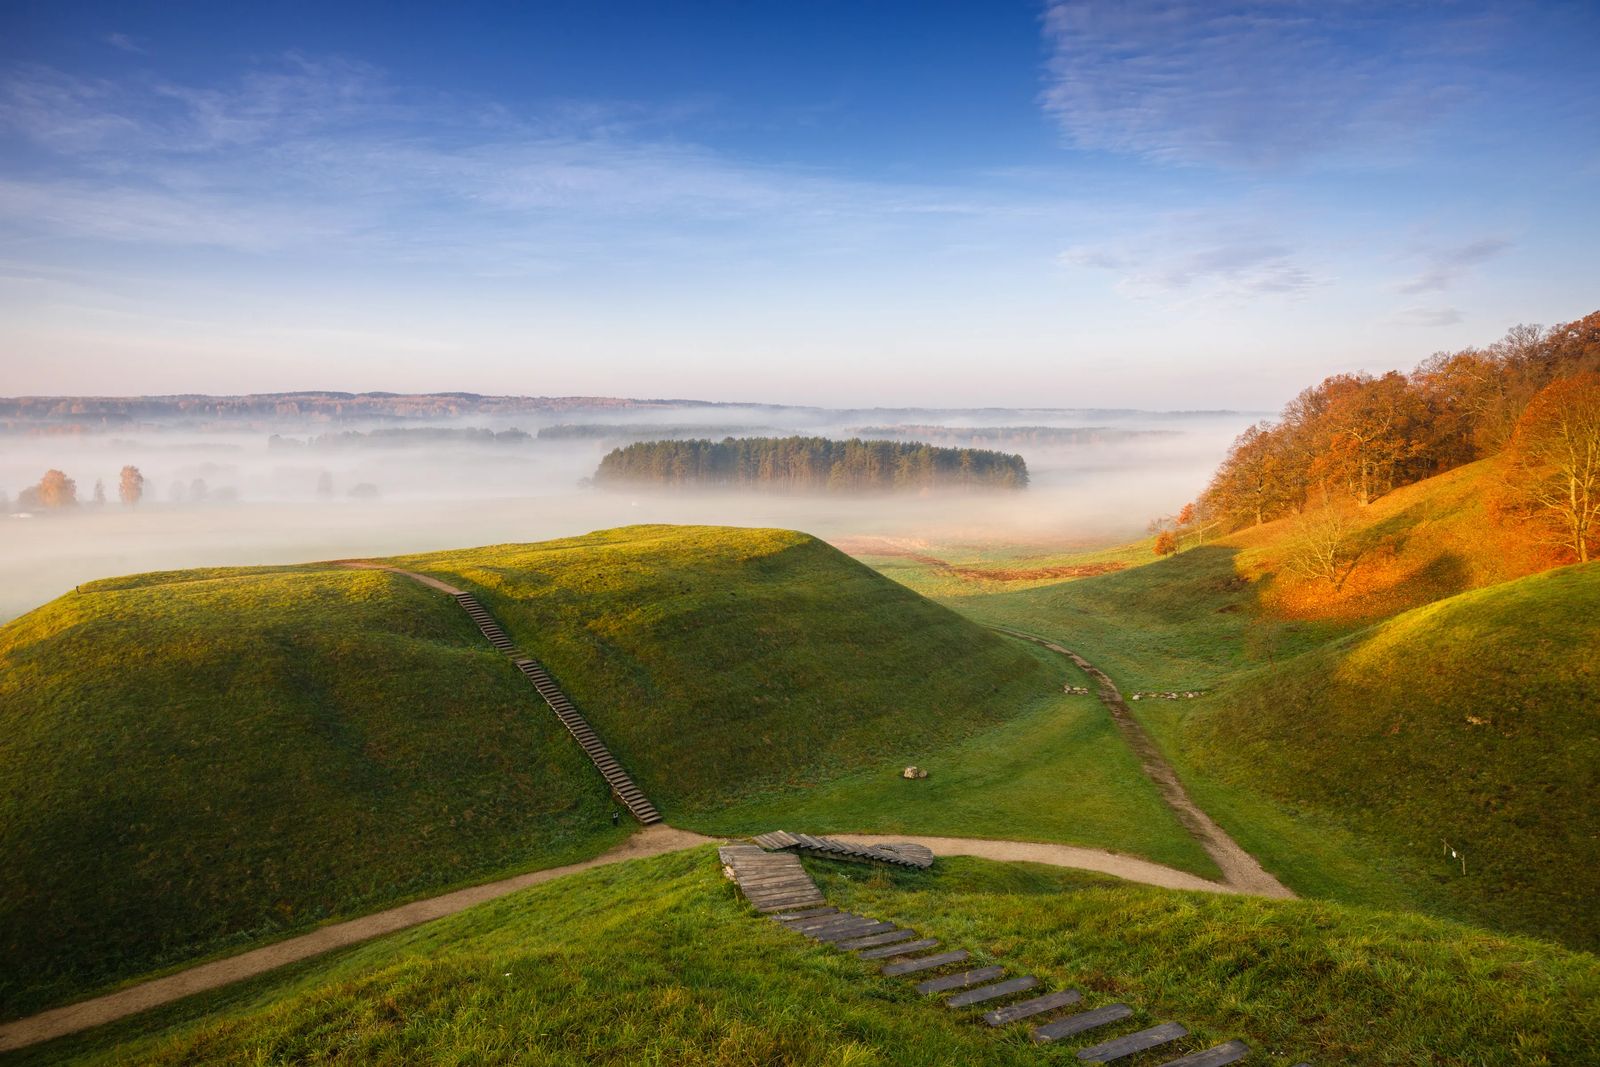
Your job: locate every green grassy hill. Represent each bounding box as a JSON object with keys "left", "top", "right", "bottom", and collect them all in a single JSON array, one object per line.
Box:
[
  {"left": 0, "top": 565, "right": 625, "bottom": 1020},
  {"left": 1183, "top": 563, "right": 1600, "bottom": 949},
  {"left": 854, "top": 465, "right": 1598, "bottom": 947},
  {"left": 15, "top": 850, "right": 1596, "bottom": 1066},
  {"left": 1, "top": 526, "right": 1055, "bottom": 1018},
  {"left": 869, "top": 457, "right": 1557, "bottom": 694},
  {"left": 396, "top": 526, "right": 1053, "bottom": 811}
]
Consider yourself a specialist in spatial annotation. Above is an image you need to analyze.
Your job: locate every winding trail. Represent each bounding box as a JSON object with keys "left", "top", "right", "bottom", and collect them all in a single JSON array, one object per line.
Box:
[
  {"left": 830, "top": 835, "right": 1239, "bottom": 895},
  {"left": 0, "top": 826, "right": 714, "bottom": 1053},
  {"left": 993, "top": 627, "right": 1293, "bottom": 899},
  {"left": 338, "top": 559, "right": 466, "bottom": 594},
  {"left": 0, "top": 575, "right": 1290, "bottom": 1052},
  {"left": 0, "top": 828, "right": 1265, "bottom": 1052}
]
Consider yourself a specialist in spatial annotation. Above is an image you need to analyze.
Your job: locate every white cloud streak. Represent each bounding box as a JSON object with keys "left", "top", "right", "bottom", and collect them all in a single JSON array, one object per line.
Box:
[
  {"left": 1060, "top": 218, "right": 1320, "bottom": 301},
  {"left": 0, "top": 56, "right": 1034, "bottom": 271},
  {"left": 1396, "top": 236, "right": 1511, "bottom": 294},
  {"left": 1039, "top": 1, "right": 1495, "bottom": 168}
]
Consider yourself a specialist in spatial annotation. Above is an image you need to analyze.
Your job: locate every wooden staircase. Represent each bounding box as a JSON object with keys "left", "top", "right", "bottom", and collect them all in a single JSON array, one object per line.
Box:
[
  {"left": 451, "top": 591, "right": 662, "bottom": 826},
  {"left": 752, "top": 830, "right": 934, "bottom": 869},
  {"left": 513, "top": 658, "right": 662, "bottom": 825},
  {"left": 723, "top": 845, "right": 1271, "bottom": 1065}
]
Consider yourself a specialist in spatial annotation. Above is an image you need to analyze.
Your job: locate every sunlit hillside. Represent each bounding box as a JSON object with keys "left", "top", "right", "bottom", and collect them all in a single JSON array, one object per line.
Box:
[
  {"left": 1187, "top": 563, "right": 1600, "bottom": 948},
  {"left": 0, "top": 526, "right": 1050, "bottom": 1018}
]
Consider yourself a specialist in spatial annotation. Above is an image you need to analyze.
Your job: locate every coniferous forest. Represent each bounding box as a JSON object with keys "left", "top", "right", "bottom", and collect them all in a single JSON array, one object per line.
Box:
[{"left": 594, "top": 436, "right": 1028, "bottom": 491}]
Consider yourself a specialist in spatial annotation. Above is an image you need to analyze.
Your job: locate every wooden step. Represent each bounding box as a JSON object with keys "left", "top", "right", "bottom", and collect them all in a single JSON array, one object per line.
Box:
[
  {"left": 1032, "top": 1004, "right": 1133, "bottom": 1044},
  {"left": 983, "top": 988, "right": 1081, "bottom": 1027},
  {"left": 772, "top": 907, "right": 837, "bottom": 921},
  {"left": 788, "top": 912, "right": 866, "bottom": 932},
  {"left": 816, "top": 920, "right": 897, "bottom": 943},
  {"left": 805, "top": 918, "right": 884, "bottom": 939},
  {"left": 1077, "top": 1022, "right": 1188, "bottom": 1062},
  {"left": 836, "top": 928, "right": 917, "bottom": 950},
  {"left": 945, "top": 976, "right": 1039, "bottom": 1009},
  {"left": 1154, "top": 1040, "right": 1251, "bottom": 1067},
  {"left": 915, "top": 966, "right": 1005, "bottom": 994},
  {"left": 882, "top": 950, "right": 969, "bottom": 976},
  {"left": 857, "top": 938, "right": 938, "bottom": 960}
]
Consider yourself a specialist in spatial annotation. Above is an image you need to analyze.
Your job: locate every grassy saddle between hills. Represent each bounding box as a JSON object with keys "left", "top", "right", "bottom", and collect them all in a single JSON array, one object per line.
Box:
[
  {"left": 14, "top": 850, "right": 1597, "bottom": 1066},
  {"left": 1183, "top": 563, "right": 1600, "bottom": 951}
]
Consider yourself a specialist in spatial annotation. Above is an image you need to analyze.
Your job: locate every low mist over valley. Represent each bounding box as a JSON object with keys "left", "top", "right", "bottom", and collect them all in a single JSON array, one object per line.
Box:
[{"left": 0, "top": 394, "right": 1251, "bottom": 621}]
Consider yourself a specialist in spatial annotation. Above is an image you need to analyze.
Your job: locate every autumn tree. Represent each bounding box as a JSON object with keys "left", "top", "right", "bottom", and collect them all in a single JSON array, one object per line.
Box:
[
  {"left": 119, "top": 465, "right": 144, "bottom": 505},
  {"left": 1314, "top": 372, "right": 1430, "bottom": 506},
  {"left": 1203, "top": 422, "right": 1291, "bottom": 526},
  {"left": 1285, "top": 505, "right": 1358, "bottom": 588},
  {"left": 92, "top": 479, "right": 106, "bottom": 505},
  {"left": 1499, "top": 373, "right": 1600, "bottom": 562},
  {"left": 1153, "top": 530, "right": 1178, "bottom": 556},
  {"left": 37, "top": 469, "right": 77, "bottom": 508}
]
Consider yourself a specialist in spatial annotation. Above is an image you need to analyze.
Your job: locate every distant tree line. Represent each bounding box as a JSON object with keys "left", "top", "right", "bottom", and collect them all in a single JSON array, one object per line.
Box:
[
  {"left": 851, "top": 425, "right": 1178, "bottom": 446},
  {"left": 268, "top": 427, "right": 531, "bottom": 449},
  {"left": 538, "top": 423, "right": 775, "bottom": 441},
  {"left": 595, "top": 436, "right": 1028, "bottom": 492},
  {"left": 1193, "top": 309, "right": 1600, "bottom": 562}
]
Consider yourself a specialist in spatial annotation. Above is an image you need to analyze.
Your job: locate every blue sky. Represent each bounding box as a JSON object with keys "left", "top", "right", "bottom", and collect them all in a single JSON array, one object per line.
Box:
[{"left": 2, "top": 1, "right": 1596, "bottom": 408}]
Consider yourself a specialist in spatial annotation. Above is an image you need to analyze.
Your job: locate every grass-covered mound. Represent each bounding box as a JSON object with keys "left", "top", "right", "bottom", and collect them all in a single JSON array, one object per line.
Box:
[
  {"left": 397, "top": 526, "right": 1054, "bottom": 810},
  {"left": 866, "top": 458, "right": 1561, "bottom": 693},
  {"left": 0, "top": 565, "right": 623, "bottom": 1020},
  {"left": 17, "top": 851, "right": 1596, "bottom": 1066},
  {"left": 1184, "top": 564, "right": 1600, "bottom": 949},
  {"left": 3, "top": 526, "right": 1053, "bottom": 1018}
]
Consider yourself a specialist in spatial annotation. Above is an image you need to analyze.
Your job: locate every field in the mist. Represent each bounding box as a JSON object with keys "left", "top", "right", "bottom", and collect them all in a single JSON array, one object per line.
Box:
[{"left": 0, "top": 404, "right": 1254, "bottom": 621}]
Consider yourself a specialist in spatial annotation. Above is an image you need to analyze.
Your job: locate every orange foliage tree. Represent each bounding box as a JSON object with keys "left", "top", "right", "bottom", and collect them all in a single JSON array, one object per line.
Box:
[
  {"left": 37, "top": 469, "right": 77, "bottom": 508},
  {"left": 1499, "top": 373, "right": 1600, "bottom": 563},
  {"left": 1153, "top": 530, "right": 1178, "bottom": 556},
  {"left": 1200, "top": 310, "right": 1600, "bottom": 536}
]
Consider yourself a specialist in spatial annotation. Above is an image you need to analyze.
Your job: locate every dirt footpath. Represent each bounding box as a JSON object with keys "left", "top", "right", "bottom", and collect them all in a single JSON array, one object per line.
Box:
[
  {"left": 992, "top": 627, "right": 1294, "bottom": 899},
  {"left": 0, "top": 825, "right": 714, "bottom": 1053},
  {"left": 831, "top": 834, "right": 1240, "bottom": 894}
]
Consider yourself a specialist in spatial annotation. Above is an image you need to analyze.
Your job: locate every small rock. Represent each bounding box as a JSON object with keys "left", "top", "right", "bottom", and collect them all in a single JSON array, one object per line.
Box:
[{"left": 902, "top": 766, "right": 929, "bottom": 780}]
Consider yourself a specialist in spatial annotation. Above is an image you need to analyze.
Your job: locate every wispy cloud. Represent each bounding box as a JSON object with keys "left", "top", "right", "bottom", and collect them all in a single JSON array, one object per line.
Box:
[
  {"left": 1039, "top": 1, "right": 1495, "bottom": 168},
  {"left": 1390, "top": 305, "right": 1464, "bottom": 327},
  {"left": 1396, "top": 236, "right": 1511, "bottom": 294},
  {"left": 1060, "top": 219, "right": 1319, "bottom": 301},
  {"left": 0, "top": 56, "right": 1027, "bottom": 269},
  {"left": 104, "top": 33, "right": 148, "bottom": 55}
]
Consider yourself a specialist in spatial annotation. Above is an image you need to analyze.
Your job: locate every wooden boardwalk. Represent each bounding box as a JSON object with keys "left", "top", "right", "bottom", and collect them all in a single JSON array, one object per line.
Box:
[
  {"left": 719, "top": 844, "right": 826, "bottom": 911},
  {"left": 339, "top": 563, "right": 661, "bottom": 825},
  {"left": 722, "top": 844, "right": 1266, "bottom": 1066},
  {"left": 752, "top": 830, "right": 934, "bottom": 868},
  {"left": 451, "top": 587, "right": 662, "bottom": 825}
]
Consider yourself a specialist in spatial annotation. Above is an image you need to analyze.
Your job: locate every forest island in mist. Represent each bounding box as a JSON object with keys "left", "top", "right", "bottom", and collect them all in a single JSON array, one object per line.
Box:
[{"left": 0, "top": 392, "right": 1255, "bottom": 622}]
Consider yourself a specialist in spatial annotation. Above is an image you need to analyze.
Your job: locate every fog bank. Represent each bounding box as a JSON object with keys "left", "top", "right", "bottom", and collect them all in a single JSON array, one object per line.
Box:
[{"left": 1, "top": 402, "right": 1256, "bottom": 621}]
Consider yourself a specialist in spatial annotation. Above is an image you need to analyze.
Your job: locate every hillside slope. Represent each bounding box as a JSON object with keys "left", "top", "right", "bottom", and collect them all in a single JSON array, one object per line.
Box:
[
  {"left": 0, "top": 565, "right": 620, "bottom": 1019},
  {"left": 15, "top": 851, "right": 1596, "bottom": 1066},
  {"left": 2, "top": 526, "right": 1053, "bottom": 1018},
  {"left": 397, "top": 526, "right": 1053, "bottom": 810},
  {"left": 904, "top": 457, "right": 1559, "bottom": 693},
  {"left": 1184, "top": 564, "right": 1600, "bottom": 948}
]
